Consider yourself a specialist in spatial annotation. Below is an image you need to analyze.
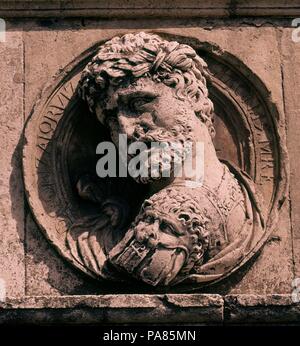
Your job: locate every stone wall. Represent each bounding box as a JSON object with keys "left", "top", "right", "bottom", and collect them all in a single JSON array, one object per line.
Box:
[{"left": 1, "top": 1, "right": 300, "bottom": 324}]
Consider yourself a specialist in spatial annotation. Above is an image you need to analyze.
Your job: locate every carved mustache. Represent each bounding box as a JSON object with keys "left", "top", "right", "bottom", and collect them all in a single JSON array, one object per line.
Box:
[
  {"left": 108, "top": 227, "right": 187, "bottom": 286},
  {"left": 132, "top": 123, "right": 188, "bottom": 144}
]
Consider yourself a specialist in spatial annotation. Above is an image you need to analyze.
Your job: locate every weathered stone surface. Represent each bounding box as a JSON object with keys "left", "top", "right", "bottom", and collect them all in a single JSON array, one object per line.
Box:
[
  {"left": 24, "top": 26, "right": 132, "bottom": 295},
  {"left": 0, "top": 28, "right": 25, "bottom": 298},
  {"left": 224, "top": 203, "right": 293, "bottom": 295},
  {"left": 28, "top": 32, "right": 280, "bottom": 290},
  {"left": 0, "top": 294, "right": 223, "bottom": 324},
  {"left": 0, "top": 1, "right": 300, "bottom": 18},
  {"left": 225, "top": 295, "right": 300, "bottom": 324},
  {"left": 280, "top": 28, "right": 300, "bottom": 280},
  {"left": 0, "top": 4, "right": 299, "bottom": 326},
  {"left": 23, "top": 22, "right": 291, "bottom": 295},
  {"left": 1, "top": 294, "right": 300, "bottom": 325},
  {"left": 25, "top": 214, "right": 101, "bottom": 296}
]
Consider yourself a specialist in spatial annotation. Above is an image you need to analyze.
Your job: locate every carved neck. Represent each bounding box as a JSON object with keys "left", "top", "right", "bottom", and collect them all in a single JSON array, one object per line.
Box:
[
  {"left": 149, "top": 121, "right": 225, "bottom": 193},
  {"left": 185, "top": 120, "right": 224, "bottom": 190}
]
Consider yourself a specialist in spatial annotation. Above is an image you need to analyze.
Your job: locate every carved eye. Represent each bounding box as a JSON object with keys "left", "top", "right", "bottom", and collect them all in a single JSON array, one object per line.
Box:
[
  {"left": 160, "top": 221, "right": 178, "bottom": 235},
  {"left": 145, "top": 215, "right": 154, "bottom": 223},
  {"left": 129, "top": 96, "right": 155, "bottom": 112},
  {"left": 160, "top": 221, "right": 171, "bottom": 232}
]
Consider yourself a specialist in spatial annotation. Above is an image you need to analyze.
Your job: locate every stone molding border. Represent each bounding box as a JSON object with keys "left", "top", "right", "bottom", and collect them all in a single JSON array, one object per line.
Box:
[
  {"left": 0, "top": 294, "right": 299, "bottom": 324},
  {"left": 0, "top": 1, "right": 300, "bottom": 18},
  {"left": 22, "top": 32, "right": 288, "bottom": 290}
]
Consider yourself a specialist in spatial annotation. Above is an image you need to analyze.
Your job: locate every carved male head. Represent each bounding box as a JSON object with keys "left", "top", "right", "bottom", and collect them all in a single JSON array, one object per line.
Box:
[
  {"left": 78, "top": 32, "right": 215, "bottom": 178},
  {"left": 78, "top": 33, "right": 219, "bottom": 285},
  {"left": 107, "top": 185, "right": 228, "bottom": 286}
]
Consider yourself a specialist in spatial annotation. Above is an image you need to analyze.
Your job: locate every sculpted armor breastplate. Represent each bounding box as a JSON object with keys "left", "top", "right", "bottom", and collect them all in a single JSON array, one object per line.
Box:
[{"left": 109, "top": 163, "right": 248, "bottom": 286}]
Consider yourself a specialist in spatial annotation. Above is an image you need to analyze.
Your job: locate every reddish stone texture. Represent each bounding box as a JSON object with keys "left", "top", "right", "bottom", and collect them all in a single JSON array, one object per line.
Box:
[
  {"left": 22, "top": 23, "right": 290, "bottom": 296},
  {"left": 0, "top": 29, "right": 25, "bottom": 299},
  {"left": 0, "top": 4, "right": 299, "bottom": 323}
]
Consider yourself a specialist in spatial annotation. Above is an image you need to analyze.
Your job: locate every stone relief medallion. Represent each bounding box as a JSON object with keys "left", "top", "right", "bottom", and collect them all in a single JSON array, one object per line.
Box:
[{"left": 23, "top": 32, "right": 288, "bottom": 291}]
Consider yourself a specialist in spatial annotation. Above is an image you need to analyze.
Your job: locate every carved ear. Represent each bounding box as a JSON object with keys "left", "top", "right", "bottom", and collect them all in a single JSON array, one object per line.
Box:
[{"left": 102, "top": 198, "right": 130, "bottom": 229}]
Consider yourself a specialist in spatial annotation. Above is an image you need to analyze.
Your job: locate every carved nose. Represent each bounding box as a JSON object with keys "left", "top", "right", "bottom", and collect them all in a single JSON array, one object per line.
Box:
[
  {"left": 118, "top": 115, "right": 135, "bottom": 138},
  {"left": 135, "top": 220, "right": 159, "bottom": 244}
]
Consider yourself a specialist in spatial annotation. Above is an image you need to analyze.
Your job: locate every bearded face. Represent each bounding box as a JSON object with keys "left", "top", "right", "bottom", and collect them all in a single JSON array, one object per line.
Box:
[
  {"left": 108, "top": 187, "right": 210, "bottom": 286},
  {"left": 108, "top": 210, "right": 192, "bottom": 286},
  {"left": 97, "top": 78, "right": 199, "bottom": 183}
]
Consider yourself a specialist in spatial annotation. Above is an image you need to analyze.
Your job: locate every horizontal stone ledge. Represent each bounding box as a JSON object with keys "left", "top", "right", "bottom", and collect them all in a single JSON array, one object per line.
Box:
[
  {"left": 0, "top": 0, "right": 300, "bottom": 18},
  {"left": 0, "top": 294, "right": 224, "bottom": 324},
  {"left": 225, "top": 294, "right": 300, "bottom": 324},
  {"left": 1, "top": 294, "right": 300, "bottom": 324}
]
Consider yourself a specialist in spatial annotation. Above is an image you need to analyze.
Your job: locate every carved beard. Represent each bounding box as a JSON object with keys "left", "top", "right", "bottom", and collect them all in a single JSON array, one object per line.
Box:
[
  {"left": 106, "top": 113, "right": 195, "bottom": 184},
  {"left": 108, "top": 220, "right": 188, "bottom": 286},
  {"left": 128, "top": 120, "right": 194, "bottom": 184},
  {"left": 108, "top": 185, "right": 208, "bottom": 286}
]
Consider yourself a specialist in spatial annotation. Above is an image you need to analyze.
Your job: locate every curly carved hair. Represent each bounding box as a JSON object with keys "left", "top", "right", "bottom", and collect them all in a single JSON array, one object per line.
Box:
[
  {"left": 78, "top": 32, "right": 215, "bottom": 137},
  {"left": 137, "top": 186, "right": 211, "bottom": 278}
]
